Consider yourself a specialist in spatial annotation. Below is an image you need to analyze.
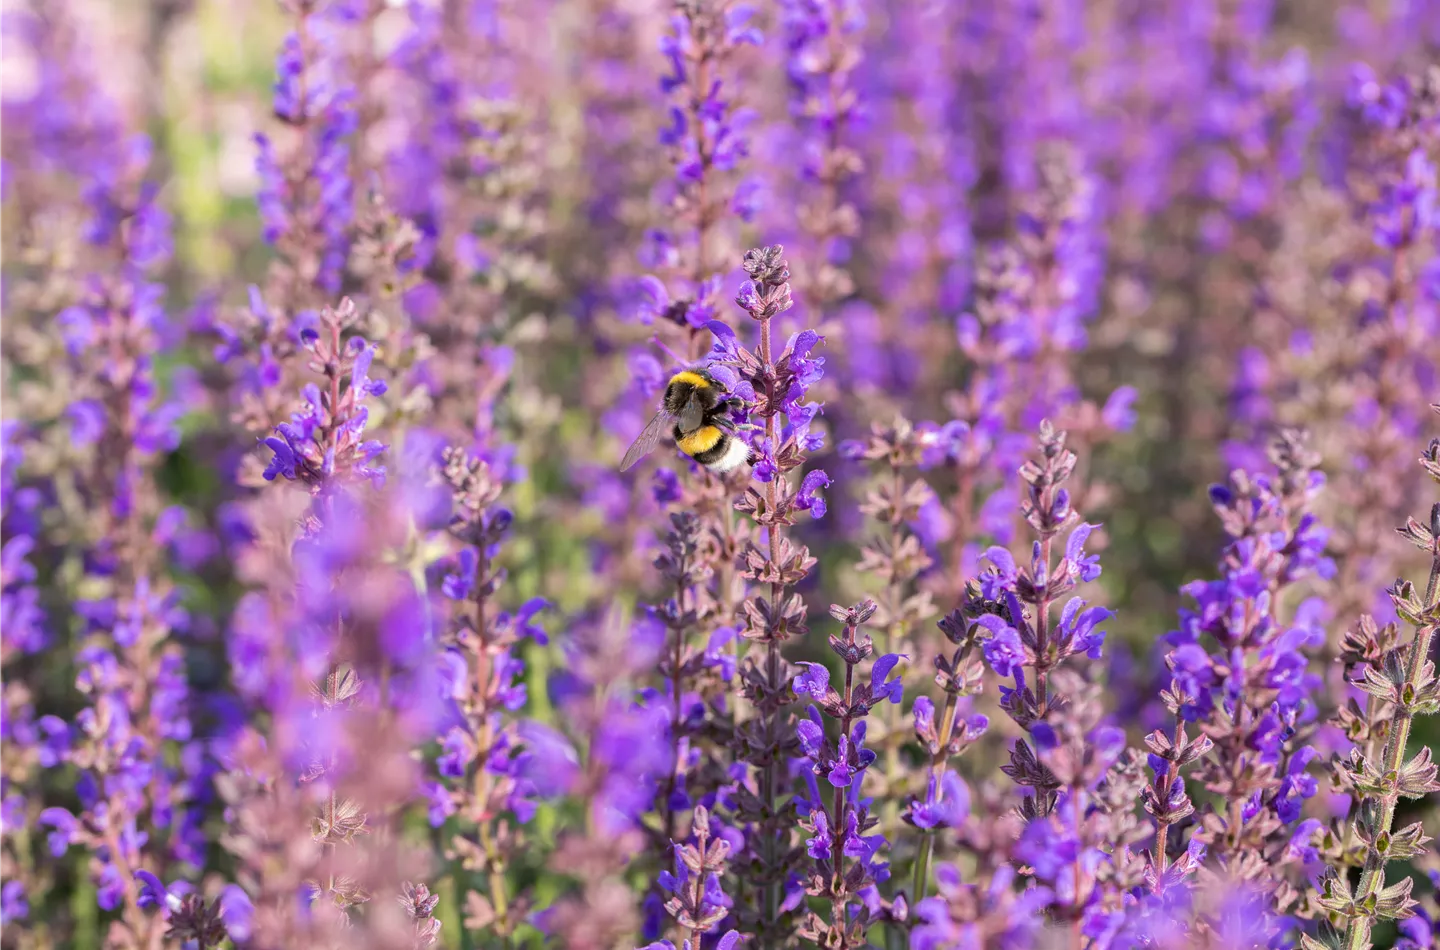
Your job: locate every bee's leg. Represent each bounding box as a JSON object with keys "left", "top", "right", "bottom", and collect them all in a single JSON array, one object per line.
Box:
[{"left": 713, "top": 409, "right": 760, "bottom": 434}]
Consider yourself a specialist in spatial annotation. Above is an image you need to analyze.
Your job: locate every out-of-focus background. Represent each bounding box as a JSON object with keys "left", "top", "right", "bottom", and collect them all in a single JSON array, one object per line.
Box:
[{"left": 10, "top": 0, "right": 1435, "bottom": 630}]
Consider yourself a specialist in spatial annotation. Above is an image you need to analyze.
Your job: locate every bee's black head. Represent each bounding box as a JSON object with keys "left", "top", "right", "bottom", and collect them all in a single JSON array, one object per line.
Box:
[{"left": 663, "top": 369, "right": 722, "bottom": 415}]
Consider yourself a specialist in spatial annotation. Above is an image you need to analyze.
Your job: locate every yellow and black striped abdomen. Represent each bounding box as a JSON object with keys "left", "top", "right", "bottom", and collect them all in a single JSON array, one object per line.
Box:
[{"left": 676, "top": 425, "right": 724, "bottom": 459}]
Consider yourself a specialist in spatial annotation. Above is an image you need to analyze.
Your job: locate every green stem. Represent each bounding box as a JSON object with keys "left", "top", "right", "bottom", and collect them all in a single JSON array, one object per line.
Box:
[
  {"left": 831, "top": 656, "right": 856, "bottom": 931},
  {"left": 468, "top": 548, "right": 511, "bottom": 944},
  {"left": 1149, "top": 720, "right": 1185, "bottom": 891},
  {"left": 664, "top": 568, "right": 689, "bottom": 843},
  {"left": 688, "top": 836, "right": 709, "bottom": 949},
  {"left": 1342, "top": 554, "right": 1439, "bottom": 950},
  {"left": 759, "top": 310, "right": 782, "bottom": 935},
  {"left": 323, "top": 665, "right": 342, "bottom": 898},
  {"left": 881, "top": 464, "right": 905, "bottom": 834},
  {"left": 1340, "top": 690, "right": 1380, "bottom": 863},
  {"left": 1034, "top": 528, "right": 1056, "bottom": 710},
  {"left": 910, "top": 691, "right": 958, "bottom": 902}
]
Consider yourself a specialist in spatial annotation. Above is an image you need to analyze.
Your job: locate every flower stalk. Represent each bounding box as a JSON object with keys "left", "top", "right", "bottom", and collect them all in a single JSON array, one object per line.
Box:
[{"left": 1317, "top": 407, "right": 1440, "bottom": 950}]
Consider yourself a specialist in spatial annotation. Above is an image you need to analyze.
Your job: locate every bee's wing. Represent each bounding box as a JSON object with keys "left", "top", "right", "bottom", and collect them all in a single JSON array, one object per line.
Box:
[
  {"left": 676, "top": 390, "right": 707, "bottom": 434},
  {"left": 620, "top": 409, "right": 673, "bottom": 471}
]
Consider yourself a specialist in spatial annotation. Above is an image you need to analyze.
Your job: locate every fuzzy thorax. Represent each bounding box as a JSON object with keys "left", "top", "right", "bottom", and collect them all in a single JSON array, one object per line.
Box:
[{"left": 669, "top": 370, "right": 711, "bottom": 390}]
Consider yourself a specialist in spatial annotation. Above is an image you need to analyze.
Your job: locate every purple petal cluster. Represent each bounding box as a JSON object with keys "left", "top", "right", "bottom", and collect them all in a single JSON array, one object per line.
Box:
[
  {"left": 258, "top": 301, "right": 388, "bottom": 495},
  {"left": 631, "top": 0, "right": 760, "bottom": 358},
  {"left": 0, "top": 19, "right": 209, "bottom": 933},
  {"left": 958, "top": 423, "right": 1141, "bottom": 936},
  {"left": 790, "top": 599, "right": 902, "bottom": 944},
  {"left": 774, "top": 0, "right": 866, "bottom": 317},
  {"left": 0, "top": 419, "right": 46, "bottom": 919},
  {"left": 253, "top": 1, "right": 358, "bottom": 294},
  {"left": 424, "top": 443, "right": 549, "bottom": 939},
  {"left": 703, "top": 245, "right": 832, "bottom": 941},
  {"left": 1140, "top": 431, "right": 1333, "bottom": 938}
]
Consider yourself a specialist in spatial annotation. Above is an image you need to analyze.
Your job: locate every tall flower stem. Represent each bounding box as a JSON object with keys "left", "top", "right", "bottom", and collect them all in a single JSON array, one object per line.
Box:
[
  {"left": 1342, "top": 621, "right": 1436, "bottom": 948},
  {"left": 757, "top": 301, "right": 783, "bottom": 929},
  {"left": 792, "top": 600, "right": 898, "bottom": 947},
  {"left": 904, "top": 603, "right": 988, "bottom": 903},
  {"left": 880, "top": 465, "right": 905, "bottom": 825},
  {"left": 780, "top": 0, "right": 863, "bottom": 314},
  {"left": 664, "top": 565, "right": 688, "bottom": 844},
  {"left": 828, "top": 613, "right": 860, "bottom": 912},
  {"left": 1148, "top": 720, "right": 1185, "bottom": 882},
  {"left": 1340, "top": 495, "right": 1440, "bottom": 949},
  {"left": 845, "top": 418, "right": 936, "bottom": 846},
  {"left": 640, "top": 0, "right": 758, "bottom": 361},
  {"left": 1032, "top": 527, "right": 1057, "bottom": 711},
  {"left": 716, "top": 244, "right": 829, "bottom": 943},
  {"left": 654, "top": 511, "right": 706, "bottom": 846},
  {"left": 909, "top": 690, "right": 956, "bottom": 899},
  {"left": 428, "top": 445, "right": 545, "bottom": 948}
]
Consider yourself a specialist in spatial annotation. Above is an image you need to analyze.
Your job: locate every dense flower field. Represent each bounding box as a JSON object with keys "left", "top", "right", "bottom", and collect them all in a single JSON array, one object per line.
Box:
[{"left": 3, "top": 1, "right": 1440, "bottom": 948}]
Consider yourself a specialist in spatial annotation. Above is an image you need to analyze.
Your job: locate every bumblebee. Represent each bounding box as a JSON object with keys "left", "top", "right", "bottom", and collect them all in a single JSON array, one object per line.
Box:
[{"left": 621, "top": 370, "right": 756, "bottom": 474}]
